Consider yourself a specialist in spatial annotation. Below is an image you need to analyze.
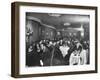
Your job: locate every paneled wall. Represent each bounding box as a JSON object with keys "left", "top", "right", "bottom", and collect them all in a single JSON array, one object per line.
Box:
[
  {"left": 26, "top": 19, "right": 56, "bottom": 44},
  {"left": 26, "top": 20, "right": 42, "bottom": 44},
  {"left": 41, "top": 27, "right": 56, "bottom": 40}
]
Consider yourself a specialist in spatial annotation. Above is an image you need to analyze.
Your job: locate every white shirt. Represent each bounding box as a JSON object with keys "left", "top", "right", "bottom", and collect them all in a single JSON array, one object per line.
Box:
[{"left": 59, "top": 46, "right": 69, "bottom": 58}]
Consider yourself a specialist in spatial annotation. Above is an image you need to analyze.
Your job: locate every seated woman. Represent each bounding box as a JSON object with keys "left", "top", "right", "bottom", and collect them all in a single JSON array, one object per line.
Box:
[
  {"left": 69, "top": 42, "right": 85, "bottom": 65},
  {"left": 69, "top": 49, "right": 80, "bottom": 65}
]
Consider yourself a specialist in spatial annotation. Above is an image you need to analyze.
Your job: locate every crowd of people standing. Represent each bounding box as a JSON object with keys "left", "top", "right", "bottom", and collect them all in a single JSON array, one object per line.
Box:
[{"left": 26, "top": 37, "right": 89, "bottom": 67}]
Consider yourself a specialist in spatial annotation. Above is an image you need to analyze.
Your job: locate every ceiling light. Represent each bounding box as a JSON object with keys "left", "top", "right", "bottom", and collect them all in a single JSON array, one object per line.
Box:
[
  {"left": 64, "top": 22, "right": 71, "bottom": 26},
  {"left": 48, "top": 13, "right": 61, "bottom": 17}
]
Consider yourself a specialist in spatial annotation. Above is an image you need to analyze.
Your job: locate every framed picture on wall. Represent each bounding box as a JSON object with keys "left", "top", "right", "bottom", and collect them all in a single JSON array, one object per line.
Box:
[{"left": 11, "top": 2, "right": 98, "bottom": 78}]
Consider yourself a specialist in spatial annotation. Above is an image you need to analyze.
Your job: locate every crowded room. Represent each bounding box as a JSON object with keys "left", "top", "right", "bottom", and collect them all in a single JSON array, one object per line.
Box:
[{"left": 26, "top": 12, "right": 90, "bottom": 67}]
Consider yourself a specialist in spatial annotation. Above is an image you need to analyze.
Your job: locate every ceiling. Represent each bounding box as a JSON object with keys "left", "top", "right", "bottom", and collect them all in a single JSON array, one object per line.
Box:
[{"left": 26, "top": 12, "right": 90, "bottom": 29}]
